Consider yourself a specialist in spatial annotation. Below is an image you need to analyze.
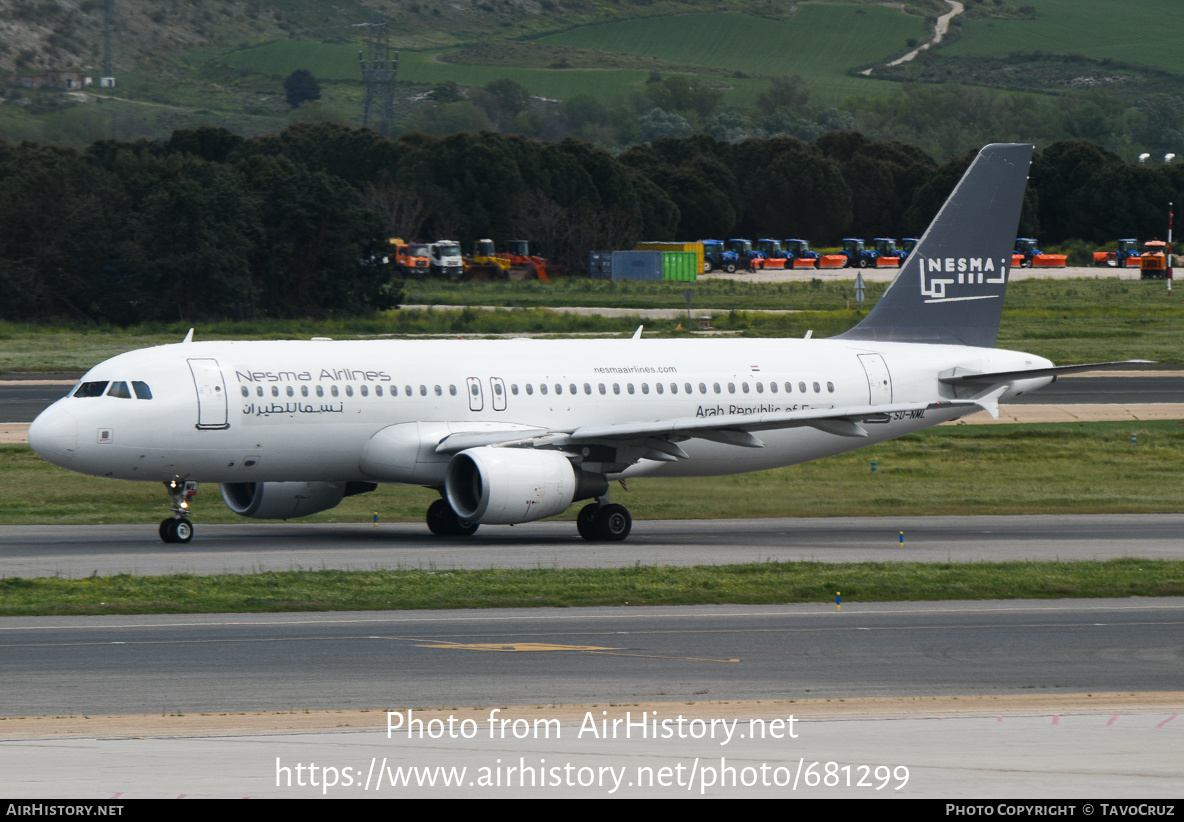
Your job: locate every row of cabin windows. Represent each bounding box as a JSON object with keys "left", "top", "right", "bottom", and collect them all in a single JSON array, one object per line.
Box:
[
  {"left": 241, "top": 380, "right": 837, "bottom": 400},
  {"left": 73, "top": 380, "right": 153, "bottom": 399},
  {"left": 513, "top": 381, "right": 836, "bottom": 396},
  {"left": 242, "top": 383, "right": 457, "bottom": 399}
]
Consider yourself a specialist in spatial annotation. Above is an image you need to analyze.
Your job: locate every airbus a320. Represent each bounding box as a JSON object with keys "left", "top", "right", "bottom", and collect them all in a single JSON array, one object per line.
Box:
[{"left": 28, "top": 144, "right": 1140, "bottom": 543}]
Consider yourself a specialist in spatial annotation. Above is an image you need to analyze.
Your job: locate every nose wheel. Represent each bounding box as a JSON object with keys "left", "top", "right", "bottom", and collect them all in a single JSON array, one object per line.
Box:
[
  {"left": 160, "top": 517, "right": 194, "bottom": 543},
  {"left": 160, "top": 480, "right": 198, "bottom": 544}
]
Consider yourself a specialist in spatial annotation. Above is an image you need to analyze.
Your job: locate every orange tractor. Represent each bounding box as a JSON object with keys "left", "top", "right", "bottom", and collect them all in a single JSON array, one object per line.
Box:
[{"left": 1139, "top": 240, "right": 1170, "bottom": 279}]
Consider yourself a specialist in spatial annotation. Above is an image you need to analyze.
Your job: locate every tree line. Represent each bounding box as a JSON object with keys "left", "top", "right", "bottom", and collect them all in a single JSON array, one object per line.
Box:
[{"left": 2, "top": 124, "right": 1183, "bottom": 324}]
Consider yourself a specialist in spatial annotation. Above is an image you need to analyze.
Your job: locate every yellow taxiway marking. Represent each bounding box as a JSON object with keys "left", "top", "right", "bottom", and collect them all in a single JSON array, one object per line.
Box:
[
  {"left": 417, "top": 640, "right": 739, "bottom": 662},
  {"left": 417, "top": 642, "right": 618, "bottom": 652}
]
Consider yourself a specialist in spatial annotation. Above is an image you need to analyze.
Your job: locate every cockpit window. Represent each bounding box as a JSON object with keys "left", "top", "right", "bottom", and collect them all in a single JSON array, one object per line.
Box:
[
  {"left": 107, "top": 381, "right": 132, "bottom": 399},
  {"left": 132, "top": 381, "right": 153, "bottom": 400},
  {"left": 74, "top": 381, "right": 109, "bottom": 398}
]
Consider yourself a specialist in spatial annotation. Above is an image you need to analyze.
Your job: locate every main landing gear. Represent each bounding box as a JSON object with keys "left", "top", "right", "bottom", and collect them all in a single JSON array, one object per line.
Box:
[
  {"left": 577, "top": 501, "right": 632, "bottom": 542},
  {"left": 426, "top": 498, "right": 479, "bottom": 537},
  {"left": 160, "top": 480, "right": 198, "bottom": 544}
]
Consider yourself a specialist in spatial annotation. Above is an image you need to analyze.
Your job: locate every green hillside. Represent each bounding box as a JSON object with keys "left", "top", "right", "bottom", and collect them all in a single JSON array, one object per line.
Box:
[
  {"left": 947, "top": 0, "right": 1184, "bottom": 73},
  {"left": 3, "top": 0, "right": 1183, "bottom": 157},
  {"left": 537, "top": 7, "right": 923, "bottom": 103}
]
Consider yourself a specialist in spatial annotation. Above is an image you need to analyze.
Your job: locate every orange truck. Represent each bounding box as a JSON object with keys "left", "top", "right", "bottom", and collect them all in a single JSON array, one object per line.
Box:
[{"left": 390, "top": 239, "right": 432, "bottom": 277}]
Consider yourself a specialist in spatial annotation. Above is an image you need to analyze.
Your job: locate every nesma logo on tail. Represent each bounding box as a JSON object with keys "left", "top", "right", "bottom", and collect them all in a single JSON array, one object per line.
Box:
[{"left": 917, "top": 255, "right": 1010, "bottom": 302}]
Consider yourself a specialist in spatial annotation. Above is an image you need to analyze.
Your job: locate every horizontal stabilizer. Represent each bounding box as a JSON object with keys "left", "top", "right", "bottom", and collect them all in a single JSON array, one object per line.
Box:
[{"left": 939, "top": 360, "right": 1155, "bottom": 385}]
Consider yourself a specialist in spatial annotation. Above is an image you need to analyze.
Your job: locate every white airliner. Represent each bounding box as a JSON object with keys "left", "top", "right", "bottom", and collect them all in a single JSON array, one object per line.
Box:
[{"left": 28, "top": 144, "right": 1140, "bottom": 543}]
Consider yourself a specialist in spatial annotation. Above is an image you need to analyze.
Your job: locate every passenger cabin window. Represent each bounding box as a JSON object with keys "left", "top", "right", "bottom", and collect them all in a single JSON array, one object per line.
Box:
[
  {"left": 73, "top": 381, "right": 108, "bottom": 398},
  {"left": 107, "top": 381, "right": 131, "bottom": 399}
]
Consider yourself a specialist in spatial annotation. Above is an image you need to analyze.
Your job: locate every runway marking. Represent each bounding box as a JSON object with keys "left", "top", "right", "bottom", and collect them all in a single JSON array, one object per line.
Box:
[
  {"left": 5, "top": 617, "right": 1184, "bottom": 650},
  {"left": 415, "top": 640, "right": 739, "bottom": 662},
  {"left": 5, "top": 599, "right": 1184, "bottom": 633},
  {"left": 417, "top": 642, "right": 619, "bottom": 652}
]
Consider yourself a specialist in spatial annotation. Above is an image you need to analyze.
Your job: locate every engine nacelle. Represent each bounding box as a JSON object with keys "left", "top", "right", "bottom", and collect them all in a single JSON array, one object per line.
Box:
[
  {"left": 445, "top": 448, "right": 607, "bottom": 525},
  {"left": 220, "top": 481, "right": 375, "bottom": 520}
]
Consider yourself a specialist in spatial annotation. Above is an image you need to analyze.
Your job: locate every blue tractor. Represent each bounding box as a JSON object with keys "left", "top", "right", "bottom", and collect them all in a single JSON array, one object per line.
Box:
[
  {"left": 727, "top": 238, "right": 758, "bottom": 271},
  {"left": 701, "top": 239, "right": 742, "bottom": 273},
  {"left": 782, "top": 239, "right": 820, "bottom": 268},
  {"left": 839, "top": 238, "right": 879, "bottom": 268}
]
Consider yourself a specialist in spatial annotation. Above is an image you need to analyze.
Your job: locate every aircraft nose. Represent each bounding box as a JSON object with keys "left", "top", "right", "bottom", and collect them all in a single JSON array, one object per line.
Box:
[{"left": 28, "top": 405, "right": 78, "bottom": 465}]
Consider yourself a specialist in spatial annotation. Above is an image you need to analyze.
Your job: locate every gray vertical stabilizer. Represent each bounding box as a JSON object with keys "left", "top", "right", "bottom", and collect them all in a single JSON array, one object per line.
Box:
[{"left": 835, "top": 143, "right": 1034, "bottom": 348}]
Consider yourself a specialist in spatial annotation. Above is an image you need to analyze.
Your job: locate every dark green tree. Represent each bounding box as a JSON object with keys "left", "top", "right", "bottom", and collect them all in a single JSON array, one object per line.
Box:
[{"left": 283, "top": 69, "right": 321, "bottom": 109}]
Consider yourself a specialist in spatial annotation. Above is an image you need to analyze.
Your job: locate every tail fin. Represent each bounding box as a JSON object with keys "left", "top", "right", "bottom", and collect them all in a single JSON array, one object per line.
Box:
[{"left": 836, "top": 143, "right": 1033, "bottom": 348}]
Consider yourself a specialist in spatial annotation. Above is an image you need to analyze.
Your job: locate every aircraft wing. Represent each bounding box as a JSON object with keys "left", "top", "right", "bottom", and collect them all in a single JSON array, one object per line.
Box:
[{"left": 435, "top": 399, "right": 979, "bottom": 455}]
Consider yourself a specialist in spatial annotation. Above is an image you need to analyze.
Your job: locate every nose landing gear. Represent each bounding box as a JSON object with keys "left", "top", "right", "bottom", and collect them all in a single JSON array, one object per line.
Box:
[{"left": 160, "top": 480, "right": 198, "bottom": 543}]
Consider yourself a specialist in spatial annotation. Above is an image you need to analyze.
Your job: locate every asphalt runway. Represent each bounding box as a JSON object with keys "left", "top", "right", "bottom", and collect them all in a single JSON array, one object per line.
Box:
[
  {"left": 2, "top": 513, "right": 1182, "bottom": 577},
  {"left": 3, "top": 600, "right": 1182, "bottom": 798},
  {"left": 5, "top": 598, "right": 1183, "bottom": 714}
]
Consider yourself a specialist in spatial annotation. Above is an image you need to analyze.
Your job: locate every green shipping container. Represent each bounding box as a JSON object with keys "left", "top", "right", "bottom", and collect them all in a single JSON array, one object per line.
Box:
[
  {"left": 637, "top": 241, "right": 704, "bottom": 275},
  {"left": 661, "top": 251, "right": 698, "bottom": 281}
]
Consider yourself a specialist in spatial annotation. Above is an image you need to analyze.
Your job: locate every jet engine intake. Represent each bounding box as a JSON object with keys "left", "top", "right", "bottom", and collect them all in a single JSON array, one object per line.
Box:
[{"left": 445, "top": 448, "right": 607, "bottom": 525}]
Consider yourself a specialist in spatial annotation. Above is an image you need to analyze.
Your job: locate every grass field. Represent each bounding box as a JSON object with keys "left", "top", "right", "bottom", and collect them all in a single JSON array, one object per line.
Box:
[
  {"left": 218, "top": 7, "right": 917, "bottom": 106},
  {"left": 3, "top": 559, "right": 1181, "bottom": 615},
  {"left": 947, "top": 0, "right": 1184, "bottom": 74},
  {"left": 2, "top": 421, "right": 1181, "bottom": 526},
  {"left": 537, "top": 7, "right": 921, "bottom": 103}
]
